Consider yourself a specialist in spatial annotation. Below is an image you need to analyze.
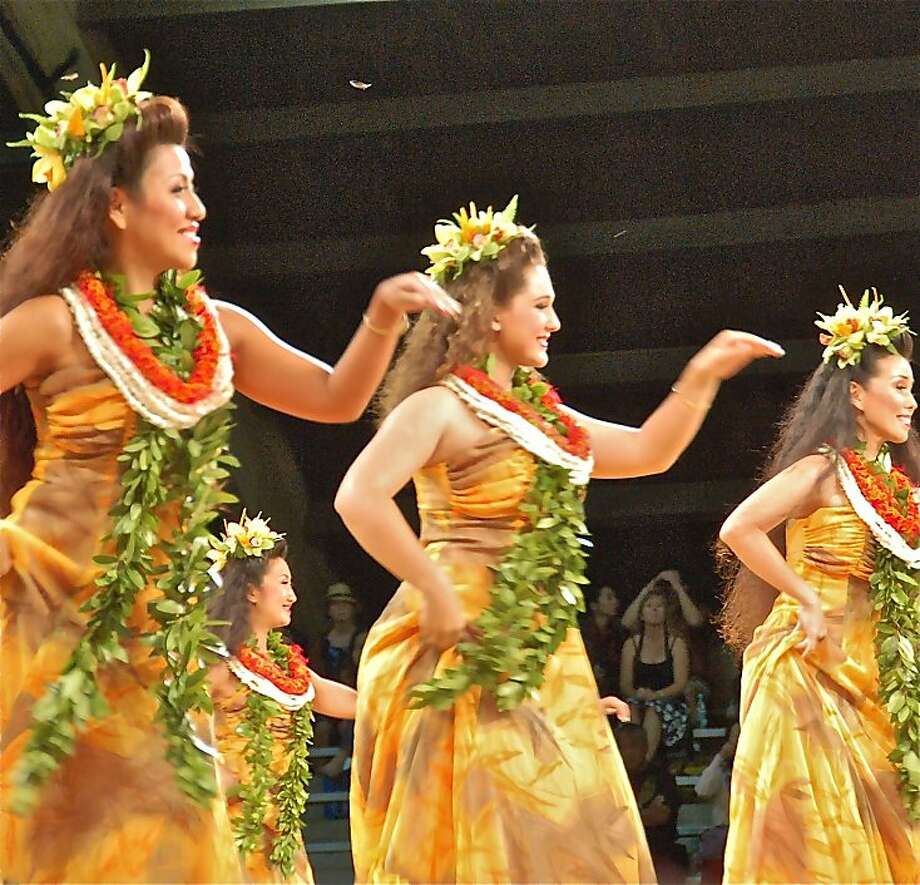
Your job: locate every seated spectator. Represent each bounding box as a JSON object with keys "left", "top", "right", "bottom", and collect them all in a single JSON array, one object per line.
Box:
[
  {"left": 695, "top": 722, "right": 740, "bottom": 884},
  {"left": 581, "top": 584, "right": 627, "bottom": 697},
  {"left": 620, "top": 584, "right": 690, "bottom": 760},
  {"left": 310, "top": 582, "right": 366, "bottom": 816},
  {"left": 613, "top": 722, "right": 688, "bottom": 883},
  {"left": 624, "top": 570, "right": 715, "bottom": 730}
]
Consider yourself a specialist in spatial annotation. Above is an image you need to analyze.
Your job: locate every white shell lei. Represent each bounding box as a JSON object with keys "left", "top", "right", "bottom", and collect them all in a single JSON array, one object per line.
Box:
[
  {"left": 227, "top": 656, "right": 315, "bottom": 711},
  {"left": 59, "top": 285, "right": 234, "bottom": 430},
  {"left": 835, "top": 452, "right": 920, "bottom": 569},
  {"left": 442, "top": 373, "right": 594, "bottom": 485}
]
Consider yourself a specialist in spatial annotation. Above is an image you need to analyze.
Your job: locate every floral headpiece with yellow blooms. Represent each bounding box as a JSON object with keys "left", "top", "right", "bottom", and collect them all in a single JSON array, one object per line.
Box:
[
  {"left": 815, "top": 285, "right": 913, "bottom": 369},
  {"left": 6, "top": 49, "right": 152, "bottom": 191},
  {"left": 421, "top": 194, "right": 535, "bottom": 284},
  {"left": 207, "top": 510, "right": 285, "bottom": 580}
]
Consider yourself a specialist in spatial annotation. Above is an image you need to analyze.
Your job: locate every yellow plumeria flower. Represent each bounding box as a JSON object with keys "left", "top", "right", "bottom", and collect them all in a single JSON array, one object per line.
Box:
[
  {"left": 31, "top": 147, "right": 66, "bottom": 190},
  {"left": 815, "top": 286, "right": 912, "bottom": 368},
  {"left": 7, "top": 50, "right": 152, "bottom": 192},
  {"left": 421, "top": 195, "right": 533, "bottom": 284}
]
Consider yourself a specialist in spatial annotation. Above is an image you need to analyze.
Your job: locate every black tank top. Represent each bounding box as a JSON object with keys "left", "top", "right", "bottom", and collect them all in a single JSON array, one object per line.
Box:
[{"left": 633, "top": 630, "right": 675, "bottom": 691}]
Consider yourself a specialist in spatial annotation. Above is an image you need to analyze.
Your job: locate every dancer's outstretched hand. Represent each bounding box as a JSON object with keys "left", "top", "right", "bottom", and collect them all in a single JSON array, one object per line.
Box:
[
  {"left": 795, "top": 598, "right": 828, "bottom": 656},
  {"left": 599, "top": 695, "right": 631, "bottom": 722},
  {"left": 372, "top": 272, "right": 461, "bottom": 322},
  {"left": 691, "top": 330, "right": 785, "bottom": 380},
  {"left": 419, "top": 584, "right": 467, "bottom": 652}
]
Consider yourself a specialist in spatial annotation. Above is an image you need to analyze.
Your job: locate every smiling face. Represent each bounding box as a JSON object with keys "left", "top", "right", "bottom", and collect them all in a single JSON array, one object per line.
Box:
[
  {"left": 491, "top": 263, "right": 561, "bottom": 369},
  {"left": 247, "top": 557, "right": 296, "bottom": 632},
  {"left": 108, "top": 143, "right": 206, "bottom": 282},
  {"left": 851, "top": 353, "right": 916, "bottom": 448}
]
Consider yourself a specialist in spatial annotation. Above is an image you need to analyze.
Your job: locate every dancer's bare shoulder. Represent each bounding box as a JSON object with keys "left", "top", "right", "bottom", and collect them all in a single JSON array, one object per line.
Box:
[
  {"left": 782, "top": 453, "right": 848, "bottom": 517},
  {"left": 394, "top": 385, "right": 497, "bottom": 466},
  {"left": 206, "top": 661, "right": 236, "bottom": 699},
  {"left": 0, "top": 295, "right": 78, "bottom": 392}
]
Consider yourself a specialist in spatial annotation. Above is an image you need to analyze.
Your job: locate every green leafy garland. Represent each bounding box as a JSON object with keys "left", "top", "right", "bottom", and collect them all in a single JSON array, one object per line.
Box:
[
  {"left": 11, "top": 270, "right": 237, "bottom": 813},
  {"left": 873, "top": 546, "right": 920, "bottom": 820},
  {"left": 410, "top": 365, "right": 591, "bottom": 712},
  {"left": 235, "top": 632, "right": 314, "bottom": 879},
  {"left": 849, "top": 448, "right": 920, "bottom": 820}
]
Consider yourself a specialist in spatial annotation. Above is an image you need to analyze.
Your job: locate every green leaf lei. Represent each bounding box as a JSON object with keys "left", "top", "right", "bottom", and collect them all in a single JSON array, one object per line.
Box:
[
  {"left": 873, "top": 546, "right": 920, "bottom": 820},
  {"left": 410, "top": 365, "right": 591, "bottom": 712},
  {"left": 854, "top": 449, "right": 920, "bottom": 820},
  {"left": 11, "top": 269, "right": 237, "bottom": 813},
  {"left": 235, "top": 632, "right": 314, "bottom": 878}
]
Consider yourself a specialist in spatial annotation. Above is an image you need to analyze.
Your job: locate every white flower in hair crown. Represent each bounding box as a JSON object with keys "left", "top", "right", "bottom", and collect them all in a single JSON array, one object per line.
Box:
[
  {"left": 6, "top": 49, "right": 152, "bottom": 191},
  {"left": 421, "top": 195, "right": 534, "bottom": 284},
  {"left": 815, "top": 286, "right": 913, "bottom": 368},
  {"left": 207, "top": 511, "right": 284, "bottom": 574}
]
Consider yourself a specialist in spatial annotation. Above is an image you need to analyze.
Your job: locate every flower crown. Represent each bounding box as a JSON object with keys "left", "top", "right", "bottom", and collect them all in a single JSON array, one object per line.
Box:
[
  {"left": 207, "top": 511, "right": 285, "bottom": 578},
  {"left": 6, "top": 50, "right": 152, "bottom": 191},
  {"left": 815, "top": 286, "right": 913, "bottom": 368},
  {"left": 421, "top": 195, "right": 534, "bottom": 285}
]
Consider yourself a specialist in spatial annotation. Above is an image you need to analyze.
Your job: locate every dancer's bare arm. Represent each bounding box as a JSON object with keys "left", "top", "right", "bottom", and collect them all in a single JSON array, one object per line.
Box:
[
  {"left": 563, "top": 330, "right": 784, "bottom": 479},
  {"left": 218, "top": 273, "right": 458, "bottom": 423},
  {"left": 0, "top": 296, "right": 76, "bottom": 393},
  {"left": 311, "top": 672, "right": 357, "bottom": 720},
  {"left": 335, "top": 387, "right": 477, "bottom": 650},
  {"left": 720, "top": 454, "right": 840, "bottom": 653}
]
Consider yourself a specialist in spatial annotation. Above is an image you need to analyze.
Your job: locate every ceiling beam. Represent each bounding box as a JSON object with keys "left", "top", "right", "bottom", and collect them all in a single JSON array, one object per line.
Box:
[
  {"left": 204, "top": 194, "right": 920, "bottom": 277},
  {"left": 193, "top": 55, "right": 920, "bottom": 144},
  {"left": 0, "top": 0, "right": 95, "bottom": 111},
  {"left": 76, "top": 0, "right": 393, "bottom": 21}
]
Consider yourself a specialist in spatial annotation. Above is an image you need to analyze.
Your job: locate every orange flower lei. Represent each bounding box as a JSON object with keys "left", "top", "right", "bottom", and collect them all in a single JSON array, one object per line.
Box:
[
  {"left": 841, "top": 448, "right": 920, "bottom": 545},
  {"left": 238, "top": 641, "right": 312, "bottom": 695},
  {"left": 75, "top": 270, "right": 220, "bottom": 404},
  {"left": 453, "top": 364, "right": 591, "bottom": 459}
]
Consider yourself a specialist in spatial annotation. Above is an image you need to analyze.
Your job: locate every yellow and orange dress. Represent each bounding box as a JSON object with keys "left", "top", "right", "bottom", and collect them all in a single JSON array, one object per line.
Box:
[
  {"left": 0, "top": 351, "right": 240, "bottom": 875},
  {"left": 351, "top": 427, "right": 654, "bottom": 884},
  {"left": 214, "top": 664, "right": 314, "bottom": 884},
  {"left": 724, "top": 504, "right": 920, "bottom": 883}
]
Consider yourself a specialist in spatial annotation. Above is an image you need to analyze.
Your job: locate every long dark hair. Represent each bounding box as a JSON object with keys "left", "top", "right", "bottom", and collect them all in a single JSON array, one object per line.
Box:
[
  {"left": 208, "top": 539, "right": 289, "bottom": 655},
  {"left": 719, "top": 332, "right": 919, "bottom": 651},
  {"left": 0, "top": 96, "right": 190, "bottom": 514}
]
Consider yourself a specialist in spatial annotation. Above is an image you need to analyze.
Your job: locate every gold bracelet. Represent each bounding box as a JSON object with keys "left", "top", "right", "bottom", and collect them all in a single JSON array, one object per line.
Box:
[
  {"left": 362, "top": 311, "right": 409, "bottom": 336},
  {"left": 670, "top": 384, "right": 713, "bottom": 412}
]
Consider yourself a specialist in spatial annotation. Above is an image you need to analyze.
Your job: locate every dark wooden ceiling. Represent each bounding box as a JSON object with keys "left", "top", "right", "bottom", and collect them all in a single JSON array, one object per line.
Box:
[{"left": 2, "top": 0, "right": 918, "bottom": 621}]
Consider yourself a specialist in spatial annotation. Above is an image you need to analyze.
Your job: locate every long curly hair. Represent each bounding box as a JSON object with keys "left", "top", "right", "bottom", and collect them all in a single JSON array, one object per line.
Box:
[
  {"left": 719, "top": 331, "right": 919, "bottom": 652},
  {"left": 208, "top": 539, "right": 290, "bottom": 656},
  {"left": 0, "top": 96, "right": 190, "bottom": 514},
  {"left": 375, "top": 232, "right": 546, "bottom": 419}
]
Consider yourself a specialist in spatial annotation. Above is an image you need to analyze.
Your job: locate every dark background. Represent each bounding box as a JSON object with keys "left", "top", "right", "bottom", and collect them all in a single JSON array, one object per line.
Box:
[{"left": 2, "top": 0, "right": 918, "bottom": 639}]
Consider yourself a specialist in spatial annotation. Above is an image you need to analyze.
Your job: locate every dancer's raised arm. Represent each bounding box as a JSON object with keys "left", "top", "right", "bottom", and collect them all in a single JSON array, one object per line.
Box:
[
  {"left": 218, "top": 273, "right": 458, "bottom": 423},
  {"left": 563, "top": 330, "right": 784, "bottom": 480}
]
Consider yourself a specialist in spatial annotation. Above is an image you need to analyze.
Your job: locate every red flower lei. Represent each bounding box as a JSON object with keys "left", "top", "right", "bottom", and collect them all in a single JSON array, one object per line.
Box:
[
  {"left": 842, "top": 448, "right": 920, "bottom": 546},
  {"left": 75, "top": 270, "right": 221, "bottom": 404},
  {"left": 453, "top": 364, "right": 591, "bottom": 459},
  {"left": 238, "top": 642, "right": 312, "bottom": 695}
]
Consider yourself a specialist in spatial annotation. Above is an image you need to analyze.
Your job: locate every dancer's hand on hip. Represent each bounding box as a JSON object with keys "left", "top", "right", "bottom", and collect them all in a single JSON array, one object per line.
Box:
[
  {"left": 690, "top": 330, "right": 785, "bottom": 380},
  {"left": 795, "top": 597, "right": 828, "bottom": 656},
  {"left": 418, "top": 582, "right": 467, "bottom": 652}
]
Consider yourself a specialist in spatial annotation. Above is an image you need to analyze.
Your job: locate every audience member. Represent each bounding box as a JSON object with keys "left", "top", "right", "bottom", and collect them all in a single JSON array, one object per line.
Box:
[
  {"left": 614, "top": 722, "right": 688, "bottom": 883},
  {"left": 581, "top": 584, "right": 627, "bottom": 696},
  {"left": 620, "top": 584, "right": 690, "bottom": 760}
]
